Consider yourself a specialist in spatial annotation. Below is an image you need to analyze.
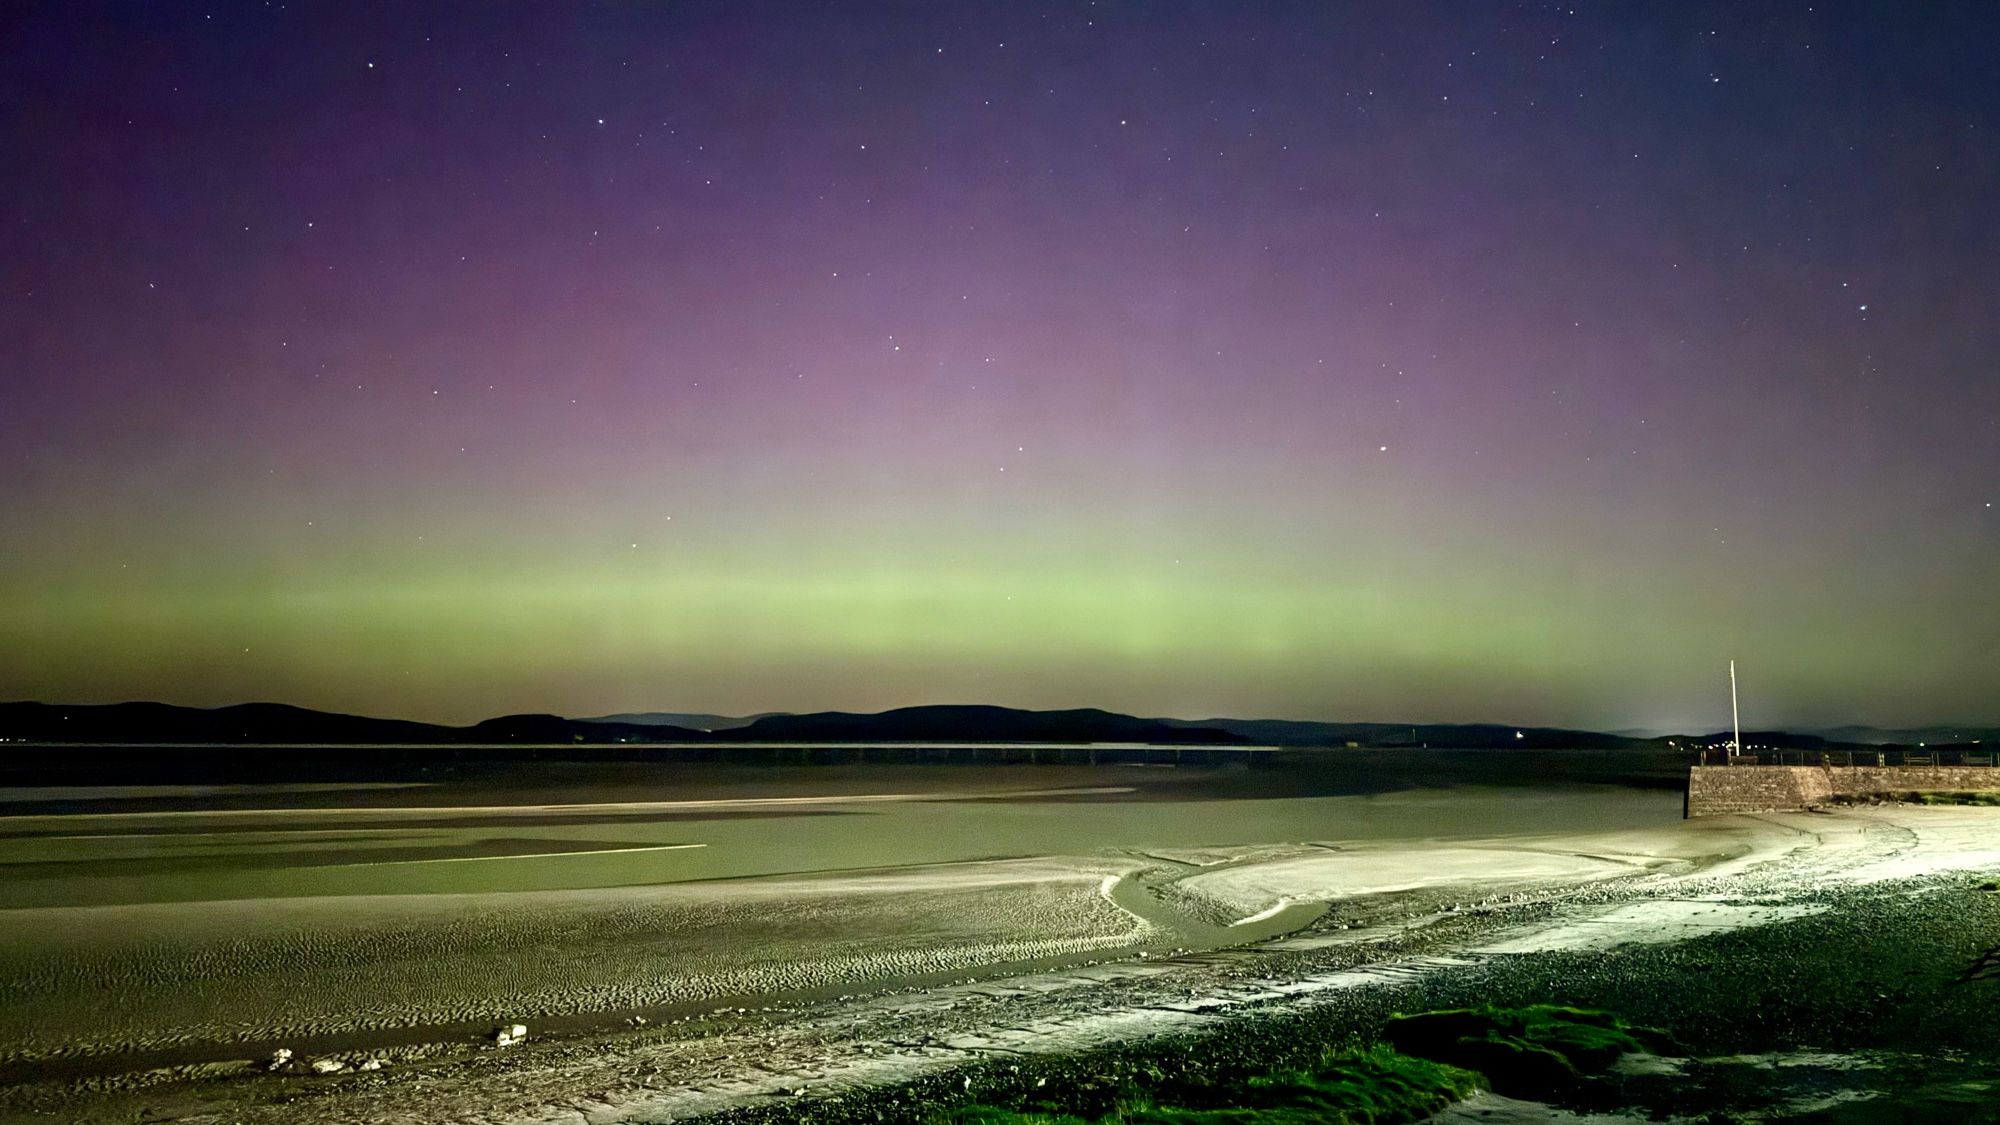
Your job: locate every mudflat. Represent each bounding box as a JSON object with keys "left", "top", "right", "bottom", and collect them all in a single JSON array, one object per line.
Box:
[{"left": 8, "top": 762, "right": 1993, "bottom": 1124}]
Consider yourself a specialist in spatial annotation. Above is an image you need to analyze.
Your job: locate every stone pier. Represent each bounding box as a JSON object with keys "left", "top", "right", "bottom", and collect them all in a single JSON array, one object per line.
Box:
[{"left": 1685, "top": 764, "right": 2000, "bottom": 817}]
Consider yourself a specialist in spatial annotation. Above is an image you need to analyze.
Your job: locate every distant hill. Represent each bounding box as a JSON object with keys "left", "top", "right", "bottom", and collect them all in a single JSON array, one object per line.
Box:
[
  {"left": 0, "top": 701, "right": 451, "bottom": 744},
  {"left": 5, "top": 700, "right": 1979, "bottom": 753},
  {"left": 1152, "top": 717, "right": 1648, "bottom": 749},
  {"left": 576, "top": 712, "right": 776, "bottom": 731},
  {"left": 463, "top": 713, "right": 707, "bottom": 743},
  {"left": 717, "top": 705, "right": 1245, "bottom": 745},
  {"left": 0, "top": 702, "right": 701, "bottom": 745},
  {"left": 0, "top": 702, "right": 1240, "bottom": 747},
  {"left": 1806, "top": 724, "right": 2000, "bottom": 746}
]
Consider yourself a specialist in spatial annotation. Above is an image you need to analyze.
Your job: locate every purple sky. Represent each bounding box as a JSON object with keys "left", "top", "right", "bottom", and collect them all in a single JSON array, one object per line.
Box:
[{"left": 2, "top": 3, "right": 1995, "bottom": 729}]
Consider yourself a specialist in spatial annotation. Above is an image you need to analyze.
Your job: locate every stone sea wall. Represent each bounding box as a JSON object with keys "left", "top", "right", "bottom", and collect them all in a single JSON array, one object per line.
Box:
[{"left": 1685, "top": 765, "right": 2000, "bottom": 817}]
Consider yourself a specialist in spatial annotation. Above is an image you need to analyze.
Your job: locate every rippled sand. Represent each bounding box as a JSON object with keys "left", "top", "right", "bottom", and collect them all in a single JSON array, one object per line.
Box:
[
  {"left": 41, "top": 771, "right": 1981, "bottom": 1124},
  {"left": 0, "top": 856, "right": 1151, "bottom": 1069}
]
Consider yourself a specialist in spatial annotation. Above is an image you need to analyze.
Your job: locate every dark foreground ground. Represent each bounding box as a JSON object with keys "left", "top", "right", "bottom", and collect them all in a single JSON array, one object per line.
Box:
[
  {"left": 703, "top": 872, "right": 2000, "bottom": 1124},
  {"left": 0, "top": 764, "right": 1981, "bottom": 1125}
]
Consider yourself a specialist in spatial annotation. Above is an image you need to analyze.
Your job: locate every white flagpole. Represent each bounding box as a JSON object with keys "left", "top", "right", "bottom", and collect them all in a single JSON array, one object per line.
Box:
[{"left": 1730, "top": 659, "right": 1741, "bottom": 757}]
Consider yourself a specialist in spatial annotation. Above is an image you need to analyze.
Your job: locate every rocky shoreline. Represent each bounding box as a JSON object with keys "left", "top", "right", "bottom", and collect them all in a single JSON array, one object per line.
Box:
[{"left": 701, "top": 868, "right": 2000, "bottom": 1124}]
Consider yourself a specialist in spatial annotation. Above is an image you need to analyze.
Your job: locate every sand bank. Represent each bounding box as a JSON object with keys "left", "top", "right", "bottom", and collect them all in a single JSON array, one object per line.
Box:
[
  {"left": 3, "top": 804, "right": 1996, "bottom": 1124},
  {"left": 0, "top": 856, "right": 1150, "bottom": 1072}
]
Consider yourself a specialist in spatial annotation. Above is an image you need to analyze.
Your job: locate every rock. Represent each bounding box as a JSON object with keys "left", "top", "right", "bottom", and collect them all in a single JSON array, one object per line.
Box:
[
  {"left": 493, "top": 1022, "right": 529, "bottom": 1047},
  {"left": 357, "top": 1058, "right": 385, "bottom": 1071},
  {"left": 310, "top": 1058, "right": 346, "bottom": 1075},
  {"left": 265, "top": 1047, "right": 293, "bottom": 1072},
  {"left": 1385, "top": 1005, "right": 1674, "bottom": 1102}
]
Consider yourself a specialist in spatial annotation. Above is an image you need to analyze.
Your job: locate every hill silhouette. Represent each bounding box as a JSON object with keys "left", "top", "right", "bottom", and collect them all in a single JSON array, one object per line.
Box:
[
  {"left": 578, "top": 712, "right": 773, "bottom": 731},
  {"left": 716, "top": 705, "right": 1244, "bottom": 745},
  {"left": 2, "top": 700, "right": 1968, "bottom": 755},
  {"left": 0, "top": 702, "right": 701, "bottom": 745},
  {"left": 1152, "top": 717, "right": 1648, "bottom": 750}
]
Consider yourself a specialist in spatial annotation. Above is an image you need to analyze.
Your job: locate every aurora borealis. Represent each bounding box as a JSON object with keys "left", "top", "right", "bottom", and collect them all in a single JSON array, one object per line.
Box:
[{"left": 2, "top": 3, "right": 1994, "bottom": 731}]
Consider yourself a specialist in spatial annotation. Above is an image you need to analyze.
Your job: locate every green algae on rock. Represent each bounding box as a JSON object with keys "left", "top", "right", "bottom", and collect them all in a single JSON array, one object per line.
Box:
[
  {"left": 948, "top": 1047, "right": 1481, "bottom": 1125},
  {"left": 1382, "top": 1005, "right": 1674, "bottom": 1101}
]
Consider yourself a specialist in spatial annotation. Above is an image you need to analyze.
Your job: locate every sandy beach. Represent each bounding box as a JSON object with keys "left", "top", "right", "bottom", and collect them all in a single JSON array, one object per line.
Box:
[{"left": 1, "top": 768, "right": 1995, "bottom": 1124}]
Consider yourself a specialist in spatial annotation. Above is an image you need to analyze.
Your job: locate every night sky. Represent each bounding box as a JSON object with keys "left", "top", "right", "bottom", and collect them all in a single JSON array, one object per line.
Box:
[{"left": 2, "top": 3, "right": 1995, "bottom": 731}]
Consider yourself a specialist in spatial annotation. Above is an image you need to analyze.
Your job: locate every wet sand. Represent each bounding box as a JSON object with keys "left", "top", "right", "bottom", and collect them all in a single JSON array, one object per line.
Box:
[
  {"left": 0, "top": 857, "right": 1150, "bottom": 1075},
  {"left": 2, "top": 768, "right": 1992, "bottom": 1124}
]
